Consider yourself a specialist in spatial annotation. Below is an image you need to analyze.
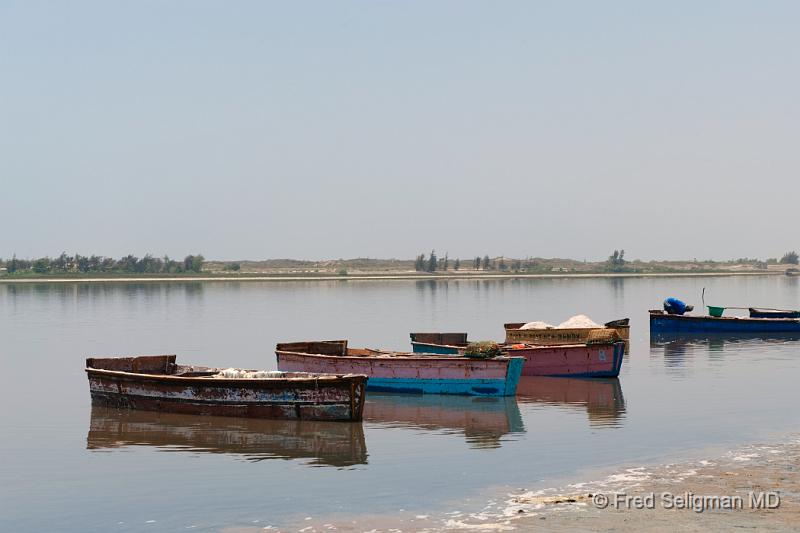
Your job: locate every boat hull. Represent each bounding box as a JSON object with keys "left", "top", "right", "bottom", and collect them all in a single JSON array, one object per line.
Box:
[
  {"left": 507, "top": 342, "right": 626, "bottom": 377},
  {"left": 275, "top": 350, "right": 523, "bottom": 397},
  {"left": 86, "top": 356, "right": 367, "bottom": 422},
  {"left": 412, "top": 340, "right": 625, "bottom": 378},
  {"left": 649, "top": 311, "right": 800, "bottom": 333}
]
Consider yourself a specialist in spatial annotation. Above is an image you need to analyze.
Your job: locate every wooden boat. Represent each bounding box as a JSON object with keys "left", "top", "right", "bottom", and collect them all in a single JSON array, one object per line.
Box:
[
  {"left": 503, "top": 318, "right": 630, "bottom": 345},
  {"left": 275, "top": 341, "right": 524, "bottom": 397},
  {"left": 410, "top": 333, "right": 626, "bottom": 377},
  {"left": 87, "top": 406, "right": 368, "bottom": 466},
  {"left": 86, "top": 355, "right": 367, "bottom": 421},
  {"left": 649, "top": 309, "right": 800, "bottom": 333}
]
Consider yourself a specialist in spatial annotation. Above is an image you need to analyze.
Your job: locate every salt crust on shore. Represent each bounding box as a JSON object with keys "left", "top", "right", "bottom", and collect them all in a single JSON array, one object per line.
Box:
[{"left": 278, "top": 436, "right": 800, "bottom": 532}]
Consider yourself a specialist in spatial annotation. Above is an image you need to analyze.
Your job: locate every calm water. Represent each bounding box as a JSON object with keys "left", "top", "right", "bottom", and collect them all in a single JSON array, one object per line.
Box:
[{"left": 2, "top": 276, "right": 800, "bottom": 531}]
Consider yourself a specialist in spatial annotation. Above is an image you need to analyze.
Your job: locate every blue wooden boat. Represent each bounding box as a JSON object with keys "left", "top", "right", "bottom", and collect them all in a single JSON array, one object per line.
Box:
[{"left": 649, "top": 310, "right": 800, "bottom": 333}]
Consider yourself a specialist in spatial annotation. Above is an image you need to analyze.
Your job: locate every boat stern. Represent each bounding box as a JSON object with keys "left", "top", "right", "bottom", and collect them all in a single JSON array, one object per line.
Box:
[{"left": 503, "top": 357, "right": 525, "bottom": 396}]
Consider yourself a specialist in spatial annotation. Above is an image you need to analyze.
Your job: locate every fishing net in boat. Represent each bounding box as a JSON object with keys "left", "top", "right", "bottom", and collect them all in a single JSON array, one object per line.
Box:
[
  {"left": 464, "top": 341, "right": 501, "bottom": 359},
  {"left": 585, "top": 329, "right": 620, "bottom": 345}
]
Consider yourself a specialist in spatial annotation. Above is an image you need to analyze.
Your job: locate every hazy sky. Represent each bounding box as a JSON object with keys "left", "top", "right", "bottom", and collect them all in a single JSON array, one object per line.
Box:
[{"left": 2, "top": 1, "right": 798, "bottom": 261}]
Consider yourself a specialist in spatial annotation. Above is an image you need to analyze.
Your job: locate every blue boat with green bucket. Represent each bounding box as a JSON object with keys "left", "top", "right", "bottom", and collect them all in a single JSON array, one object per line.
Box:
[{"left": 650, "top": 309, "right": 800, "bottom": 333}]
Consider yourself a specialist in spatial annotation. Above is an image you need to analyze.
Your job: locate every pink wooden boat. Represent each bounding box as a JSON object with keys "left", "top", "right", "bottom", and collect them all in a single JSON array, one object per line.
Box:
[
  {"left": 275, "top": 341, "right": 524, "bottom": 396},
  {"left": 505, "top": 342, "right": 625, "bottom": 377},
  {"left": 410, "top": 333, "right": 626, "bottom": 377}
]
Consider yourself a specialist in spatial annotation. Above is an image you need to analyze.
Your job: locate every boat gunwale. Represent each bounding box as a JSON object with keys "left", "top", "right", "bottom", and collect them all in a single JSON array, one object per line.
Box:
[
  {"left": 411, "top": 340, "right": 623, "bottom": 351},
  {"left": 503, "top": 321, "right": 631, "bottom": 331},
  {"left": 85, "top": 367, "right": 368, "bottom": 387},
  {"left": 649, "top": 310, "right": 800, "bottom": 324},
  {"left": 274, "top": 349, "right": 523, "bottom": 364}
]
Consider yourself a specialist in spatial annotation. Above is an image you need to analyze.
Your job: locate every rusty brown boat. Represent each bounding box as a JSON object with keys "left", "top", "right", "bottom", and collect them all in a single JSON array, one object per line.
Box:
[{"left": 86, "top": 355, "right": 367, "bottom": 422}]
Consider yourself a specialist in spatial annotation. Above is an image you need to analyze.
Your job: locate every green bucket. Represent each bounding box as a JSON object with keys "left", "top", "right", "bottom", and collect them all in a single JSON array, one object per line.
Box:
[{"left": 708, "top": 306, "right": 725, "bottom": 317}]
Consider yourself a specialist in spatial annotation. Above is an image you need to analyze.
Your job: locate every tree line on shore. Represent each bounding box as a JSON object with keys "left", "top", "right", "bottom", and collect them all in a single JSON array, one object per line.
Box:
[
  {"left": 0, "top": 253, "right": 205, "bottom": 275},
  {"left": 413, "top": 248, "right": 799, "bottom": 274},
  {"left": 413, "top": 249, "right": 629, "bottom": 273},
  {"left": 414, "top": 250, "right": 543, "bottom": 273},
  {"left": 1, "top": 249, "right": 797, "bottom": 277}
]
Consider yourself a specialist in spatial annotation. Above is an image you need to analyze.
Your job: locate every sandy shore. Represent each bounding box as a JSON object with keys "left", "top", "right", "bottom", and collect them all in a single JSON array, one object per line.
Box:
[
  {"left": 0, "top": 271, "right": 785, "bottom": 284},
  {"left": 259, "top": 436, "right": 800, "bottom": 532},
  {"left": 498, "top": 437, "right": 800, "bottom": 532}
]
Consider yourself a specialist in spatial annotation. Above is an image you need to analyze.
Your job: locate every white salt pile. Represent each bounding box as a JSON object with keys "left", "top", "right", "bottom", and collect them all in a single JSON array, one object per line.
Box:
[
  {"left": 556, "top": 314, "right": 601, "bottom": 329},
  {"left": 519, "top": 321, "right": 555, "bottom": 330},
  {"left": 216, "top": 368, "right": 284, "bottom": 379}
]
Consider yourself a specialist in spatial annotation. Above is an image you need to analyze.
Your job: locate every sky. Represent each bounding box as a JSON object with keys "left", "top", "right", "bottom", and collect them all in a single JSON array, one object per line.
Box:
[{"left": 1, "top": 1, "right": 798, "bottom": 261}]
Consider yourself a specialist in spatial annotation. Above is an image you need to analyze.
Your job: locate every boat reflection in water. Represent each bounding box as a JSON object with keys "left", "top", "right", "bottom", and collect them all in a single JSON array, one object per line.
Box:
[
  {"left": 651, "top": 332, "right": 800, "bottom": 369},
  {"left": 87, "top": 406, "right": 368, "bottom": 467},
  {"left": 363, "top": 393, "right": 525, "bottom": 449},
  {"left": 515, "top": 376, "right": 626, "bottom": 427}
]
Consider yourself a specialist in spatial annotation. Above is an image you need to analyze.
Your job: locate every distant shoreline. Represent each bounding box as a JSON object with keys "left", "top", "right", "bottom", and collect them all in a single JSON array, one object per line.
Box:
[{"left": 0, "top": 270, "right": 787, "bottom": 284}]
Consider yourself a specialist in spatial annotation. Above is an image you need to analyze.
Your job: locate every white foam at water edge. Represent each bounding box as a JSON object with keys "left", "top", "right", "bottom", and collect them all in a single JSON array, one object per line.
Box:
[
  {"left": 444, "top": 519, "right": 515, "bottom": 531},
  {"left": 730, "top": 453, "right": 760, "bottom": 462}
]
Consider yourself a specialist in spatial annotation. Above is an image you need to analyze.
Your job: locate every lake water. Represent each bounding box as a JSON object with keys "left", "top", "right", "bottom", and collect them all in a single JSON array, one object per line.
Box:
[{"left": 2, "top": 275, "right": 799, "bottom": 531}]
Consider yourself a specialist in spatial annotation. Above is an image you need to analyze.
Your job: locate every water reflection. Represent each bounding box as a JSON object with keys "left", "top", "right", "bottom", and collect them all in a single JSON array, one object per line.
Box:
[
  {"left": 516, "top": 376, "right": 626, "bottom": 427},
  {"left": 87, "top": 406, "right": 367, "bottom": 467},
  {"left": 364, "top": 394, "right": 525, "bottom": 449},
  {"left": 2, "top": 281, "right": 205, "bottom": 302},
  {"left": 651, "top": 333, "right": 800, "bottom": 377},
  {"left": 652, "top": 332, "right": 800, "bottom": 346}
]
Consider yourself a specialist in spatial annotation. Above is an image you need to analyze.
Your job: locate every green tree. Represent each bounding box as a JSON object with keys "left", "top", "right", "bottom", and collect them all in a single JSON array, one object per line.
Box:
[
  {"left": 184, "top": 254, "right": 205, "bottom": 273},
  {"left": 32, "top": 257, "right": 51, "bottom": 274},
  {"left": 454, "top": 258, "right": 460, "bottom": 270},
  {"left": 52, "top": 252, "right": 69, "bottom": 271},
  {"left": 780, "top": 251, "right": 799, "bottom": 265},
  {"left": 607, "top": 249, "right": 627, "bottom": 272},
  {"left": 473, "top": 257, "right": 480, "bottom": 270},
  {"left": 427, "top": 250, "right": 437, "bottom": 272},
  {"left": 75, "top": 254, "right": 91, "bottom": 272},
  {"left": 482, "top": 255, "right": 490, "bottom": 270},
  {"left": 414, "top": 254, "right": 426, "bottom": 271},
  {"left": 7, "top": 254, "right": 19, "bottom": 274}
]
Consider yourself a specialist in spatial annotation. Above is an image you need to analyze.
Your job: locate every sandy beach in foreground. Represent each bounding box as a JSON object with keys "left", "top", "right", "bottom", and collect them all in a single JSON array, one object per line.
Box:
[{"left": 261, "top": 436, "right": 800, "bottom": 532}]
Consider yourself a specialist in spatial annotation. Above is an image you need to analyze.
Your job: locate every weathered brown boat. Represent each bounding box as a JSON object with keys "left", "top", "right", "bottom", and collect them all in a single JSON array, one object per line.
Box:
[{"left": 86, "top": 355, "right": 367, "bottom": 421}]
